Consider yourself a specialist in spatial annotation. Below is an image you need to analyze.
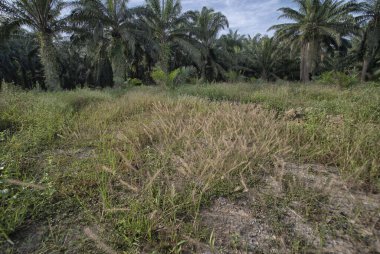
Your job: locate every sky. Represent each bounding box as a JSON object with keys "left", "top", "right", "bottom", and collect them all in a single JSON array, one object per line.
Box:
[{"left": 129, "top": 0, "right": 296, "bottom": 36}]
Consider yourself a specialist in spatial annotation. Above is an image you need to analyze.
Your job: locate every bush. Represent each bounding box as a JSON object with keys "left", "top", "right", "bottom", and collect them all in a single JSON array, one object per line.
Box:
[
  {"left": 0, "top": 82, "right": 22, "bottom": 93},
  {"left": 126, "top": 78, "right": 143, "bottom": 87},
  {"left": 318, "top": 71, "right": 359, "bottom": 88},
  {"left": 226, "top": 70, "right": 246, "bottom": 83},
  {"left": 174, "top": 66, "right": 197, "bottom": 85},
  {"left": 248, "top": 77, "right": 266, "bottom": 84},
  {"left": 249, "top": 77, "right": 257, "bottom": 83},
  {"left": 151, "top": 67, "right": 165, "bottom": 86},
  {"left": 151, "top": 67, "right": 174, "bottom": 87},
  {"left": 151, "top": 66, "right": 196, "bottom": 88}
]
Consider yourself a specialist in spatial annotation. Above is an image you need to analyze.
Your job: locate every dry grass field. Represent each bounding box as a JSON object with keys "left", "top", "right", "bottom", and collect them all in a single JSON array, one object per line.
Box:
[{"left": 1, "top": 83, "right": 379, "bottom": 253}]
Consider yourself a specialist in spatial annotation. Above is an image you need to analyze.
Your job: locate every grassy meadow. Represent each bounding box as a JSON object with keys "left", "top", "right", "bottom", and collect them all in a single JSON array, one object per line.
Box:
[{"left": 1, "top": 82, "right": 380, "bottom": 253}]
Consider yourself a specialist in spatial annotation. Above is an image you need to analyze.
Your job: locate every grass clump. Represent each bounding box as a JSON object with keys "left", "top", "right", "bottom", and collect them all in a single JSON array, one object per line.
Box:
[
  {"left": 317, "top": 71, "right": 359, "bottom": 88},
  {"left": 92, "top": 95, "right": 290, "bottom": 252},
  {"left": 177, "top": 83, "right": 380, "bottom": 191}
]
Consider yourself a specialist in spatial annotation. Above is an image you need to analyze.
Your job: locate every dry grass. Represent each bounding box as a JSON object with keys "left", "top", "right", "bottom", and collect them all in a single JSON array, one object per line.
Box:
[
  {"left": 1, "top": 84, "right": 379, "bottom": 253},
  {"left": 83, "top": 227, "right": 117, "bottom": 254}
]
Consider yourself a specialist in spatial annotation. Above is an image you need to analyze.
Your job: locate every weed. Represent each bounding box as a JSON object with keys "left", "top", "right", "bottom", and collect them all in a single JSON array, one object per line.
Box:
[{"left": 1, "top": 83, "right": 379, "bottom": 253}]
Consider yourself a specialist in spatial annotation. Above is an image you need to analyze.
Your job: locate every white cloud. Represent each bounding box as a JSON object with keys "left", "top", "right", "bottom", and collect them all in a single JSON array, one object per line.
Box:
[{"left": 129, "top": 0, "right": 296, "bottom": 35}]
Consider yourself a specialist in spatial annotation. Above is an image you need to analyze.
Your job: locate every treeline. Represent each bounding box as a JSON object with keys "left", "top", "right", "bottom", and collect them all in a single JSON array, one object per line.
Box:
[{"left": 0, "top": 0, "right": 379, "bottom": 90}]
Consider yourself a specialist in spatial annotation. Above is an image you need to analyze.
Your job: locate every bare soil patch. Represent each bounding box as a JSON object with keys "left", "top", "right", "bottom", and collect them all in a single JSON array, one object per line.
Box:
[{"left": 200, "top": 162, "right": 380, "bottom": 253}]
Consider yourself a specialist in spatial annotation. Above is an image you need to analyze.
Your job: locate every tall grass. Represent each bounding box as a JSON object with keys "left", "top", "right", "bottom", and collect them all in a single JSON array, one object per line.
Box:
[
  {"left": 177, "top": 83, "right": 380, "bottom": 191},
  {"left": 1, "top": 83, "right": 379, "bottom": 252}
]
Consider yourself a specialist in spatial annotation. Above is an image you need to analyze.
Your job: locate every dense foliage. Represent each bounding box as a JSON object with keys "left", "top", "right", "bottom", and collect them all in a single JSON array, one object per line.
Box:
[{"left": 1, "top": 0, "right": 380, "bottom": 89}]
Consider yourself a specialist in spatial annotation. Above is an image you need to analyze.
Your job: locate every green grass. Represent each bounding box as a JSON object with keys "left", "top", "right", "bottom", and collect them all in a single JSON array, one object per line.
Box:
[
  {"left": 0, "top": 89, "right": 112, "bottom": 242},
  {"left": 1, "top": 83, "right": 379, "bottom": 253},
  {"left": 177, "top": 83, "right": 380, "bottom": 121}
]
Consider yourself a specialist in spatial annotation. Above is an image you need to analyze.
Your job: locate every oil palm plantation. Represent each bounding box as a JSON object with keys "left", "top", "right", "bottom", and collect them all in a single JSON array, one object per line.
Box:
[
  {"left": 219, "top": 29, "right": 246, "bottom": 72},
  {"left": 70, "top": 0, "right": 142, "bottom": 86},
  {"left": 0, "top": 0, "right": 68, "bottom": 90},
  {"left": 357, "top": 0, "right": 380, "bottom": 81},
  {"left": 0, "top": 29, "right": 43, "bottom": 89},
  {"left": 142, "top": 0, "right": 199, "bottom": 74},
  {"left": 219, "top": 29, "right": 245, "bottom": 54},
  {"left": 244, "top": 35, "right": 285, "bottom": 81},
  {"left": 188, "top": 7, "right": 229, "bottom": 81},
  {"left": 269, "top": 0, "right": 359, "bottom": 82}
]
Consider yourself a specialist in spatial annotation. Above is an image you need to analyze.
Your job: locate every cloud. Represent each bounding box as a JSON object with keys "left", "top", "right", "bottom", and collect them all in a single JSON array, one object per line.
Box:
[{"left": 129, "top": 0, "right": 296, "bottom": 36}]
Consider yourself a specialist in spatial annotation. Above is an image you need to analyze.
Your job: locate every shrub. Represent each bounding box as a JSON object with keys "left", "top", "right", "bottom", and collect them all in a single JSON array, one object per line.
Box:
[
  {"left": 151, "top": 67, "right": 175, "bottom": 87},
  {"left": 249, "top": 77, "right": 266, "bottom": 84},
  {"left": 151, "top": 67, "right": 165, "bottom": 86},
  {"left": 174, "top": 66, "right": 197, "bottom": 85},
  {"left": 126, "top": 78, "right": 143, "bottom": 87},
  {"left": 0, "top": 82, "right": 21, "bottom": 93},
  {"left": 226, "top": 70, "right": 246, "bottom": 83},
  {"left": 318, "top": 71, "right": 358, "bottom": 88},
  {"left": 152, "top": 66, "right": 196, "bottom": 88}
]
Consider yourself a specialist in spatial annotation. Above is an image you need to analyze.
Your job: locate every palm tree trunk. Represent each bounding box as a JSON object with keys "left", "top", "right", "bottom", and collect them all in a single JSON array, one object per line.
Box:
[
  {"left": 261, "top": 70, "right": 268, "bottom": 81},
  {"left": 201, "top": 67, "right": 206, "bottom": 81},
  {"left": 361, "top": 57, "right": 370, "bottom": 82},
  {"left": 94, "top": 47, "right": 113, "bottom": 88},
  {"left": 300, "top": 41, "right": 316, "bottom": 82},
  {"left": 111, "top": 54, "right": 127, "bottom": 87},
  {"left": 201, "top": 58, "right": 207, "bottom": 81},
  {"left": 111, "top": 39, "right": 127, "bottom": 87},
  {"left": 300, "top": 43, "right": 308, "bottom": 82},
  {"left": 38, "top": 33, "right": 60, "bottom": 91},
  {"left": 158, "top": 42, "right": 170, "bottom": 74},
  {"left": 21, "top": 67, "right": 29, "bottom": 89}
]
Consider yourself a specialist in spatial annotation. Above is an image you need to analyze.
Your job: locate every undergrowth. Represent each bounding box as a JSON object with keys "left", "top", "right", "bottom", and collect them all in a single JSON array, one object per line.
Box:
[{"left": 1, "top": 83, "right": 379, "bottom": 253}]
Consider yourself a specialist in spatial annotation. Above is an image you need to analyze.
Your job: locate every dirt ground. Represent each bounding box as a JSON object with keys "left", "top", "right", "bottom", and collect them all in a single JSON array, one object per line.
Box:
[
  {"left": 2, "top": 152, "right": 379, "bottom": 253},
  {"left": 200, "top": 162, "right": 380, "bottom": 254}
]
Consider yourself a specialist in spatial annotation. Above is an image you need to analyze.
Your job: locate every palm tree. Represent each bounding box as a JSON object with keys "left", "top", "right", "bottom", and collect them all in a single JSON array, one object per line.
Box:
[
  {"left": 0, "top": 0, "right": 68, "bottom": 90},
  {"left": 219, "top": 29, "right": 245, "bottom": 72},
  {"left": 244, "top": 35, "right": 285, "bottom": 81},
  {"left": 70, "top": 0, "right": 142, "bottom": 86},
  {"left": 142, "top": 0, "right": 199, "bottom": 74},
  {"left": 220, "top": 29, "right": 245, "bottom": 54},
  {"left": 269, "top": 0, "right": 359, "bottom": 82},
  {"left": 69, "top": 19, "right": 115, "bottom": 87},
  {"left": 357, "top": 0, "right": 380, "bottom": 81},
  {"left": 0, "top": 29, "right": 44, "bottom": 89},
  {"left": 188, "top": 7, "right": 229, "bottom": 81}
]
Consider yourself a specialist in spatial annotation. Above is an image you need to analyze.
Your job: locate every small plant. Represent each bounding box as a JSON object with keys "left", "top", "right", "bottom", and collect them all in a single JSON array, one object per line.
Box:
[
  {"left": 174, "top": 66, "right": 197, "bottom": 85},
  {"left": 151, "top": 66, "right": 196, "bottom": 88},
  {"left": 226, "top": 70, "right": 246, "bottom": 83},
  {"left": 151, "top": 67, "right": 166, "bottom": 86},
  {"left": 151, "top": 67, "right": 179, "bottom": 88},
  {"left": 318, "top": 71, "right": 358, "bottom": 88},
  {"left": 0, "top": 82, "right": 20, "bottom": 93},
  {"left": 126, "top": 78, "right": 143, "bottom": 87},
  {"left": 249, "top": 77, "right": 257, "bottom": 83}
]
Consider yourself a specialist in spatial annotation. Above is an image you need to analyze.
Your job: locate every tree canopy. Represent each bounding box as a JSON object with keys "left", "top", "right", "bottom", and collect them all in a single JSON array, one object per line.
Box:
[{"left": 1, "top": 0, "right": 380, "bottom": 89}]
